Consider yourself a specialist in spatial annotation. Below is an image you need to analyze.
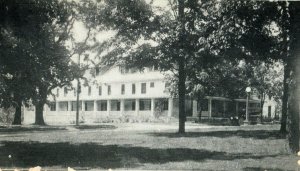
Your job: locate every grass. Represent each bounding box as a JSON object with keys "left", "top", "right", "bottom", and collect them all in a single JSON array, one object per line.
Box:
[{"left": 0, "top": 123, "right": 297, "bottom": 170}]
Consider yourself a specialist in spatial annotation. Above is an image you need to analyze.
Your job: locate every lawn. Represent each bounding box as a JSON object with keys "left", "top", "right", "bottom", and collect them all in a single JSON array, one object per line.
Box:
[{"left": 0, "top": 123, "right": 297, "bottom": 171}]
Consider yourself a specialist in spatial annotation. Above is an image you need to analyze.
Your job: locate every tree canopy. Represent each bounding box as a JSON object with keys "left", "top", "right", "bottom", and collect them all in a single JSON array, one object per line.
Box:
[{"left": 0, "top": 0, "right": 77, "bottom": 124}]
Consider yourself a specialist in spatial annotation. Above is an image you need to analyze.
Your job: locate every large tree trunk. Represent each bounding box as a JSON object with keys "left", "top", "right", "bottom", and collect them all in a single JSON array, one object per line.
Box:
[
  {"left": 12, "top": 98, "right": 22, "bottom": 125},
  {"left": 288, "top": 88, "right": 300, "bottom": 152},
  {"left": 35, "top": 102, "right": 45, "bottom": 125},
  {"left": 178, "top": 56, "right": 186, "bottom": 133},
  {"left": 280, "top": 1, "right": 290, "bottom": 134},
  {"left": 287, "top": 56, "right": 300, "bottom": 152},
  {"left": 178, "top": 0, "right": 186, "bottom": 133},
  {"left": 280, "top": 64, "right": 289, "bottom": 133},
  {"left": 287, "top": 1, "right": 300, "bottom": 152}
]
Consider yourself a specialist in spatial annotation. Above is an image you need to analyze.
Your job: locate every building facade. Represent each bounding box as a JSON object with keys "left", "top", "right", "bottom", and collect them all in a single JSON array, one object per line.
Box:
[
  {"left": 23, "top": 66, "right": 279, "bottom": 125},
  {"left": 24, "top": 67, "right": 185, "bottom": 124}
]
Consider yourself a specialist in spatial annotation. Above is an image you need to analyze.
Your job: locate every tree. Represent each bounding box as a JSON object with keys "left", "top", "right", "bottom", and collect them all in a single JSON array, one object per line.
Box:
[
  {"left": 218, "top": 1, "right": 300, "bottom": 151},
  {"left": 0, "top": 0, "right": 76, "bottom": 125},
  {"left": 245, "top": 61, "right": 283, "bottom": 121}
]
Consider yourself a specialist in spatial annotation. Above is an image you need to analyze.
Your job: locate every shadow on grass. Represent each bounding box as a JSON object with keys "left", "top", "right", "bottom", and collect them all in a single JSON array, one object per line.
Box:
[
  {"left": 243, "top": 167, "right": 294, "bottom": 171},
  {"left": 0, "top": 141, "right": 283, "bottom": 169},
  {"left": 74, "top": 125, "right": 117, "bottom": 130},
  {"left": 0, "top": 126, "right": 67, "bottom": 133},
  {"left": 0, "top": 124, "right": 117, "bottom": 133},
  {"left": 146, "top": 130, "right": 285, "bottom": 140}
]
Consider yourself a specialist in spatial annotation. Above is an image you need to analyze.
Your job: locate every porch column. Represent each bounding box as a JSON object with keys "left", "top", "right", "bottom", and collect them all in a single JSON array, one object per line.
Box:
[
  {"left": 82, "top": 100, "right": 85, "bottom": 111},
  {"left": 168, "top": 98, "right": 173, "bottom": 117},
  {"left": 94, "top": 100, "right": 97, "bottom": 111},
  {"left": 135, "top": 99, "right": 139, "bottom": 115},
  {"left": 68, "top": 101, "right": 72, "bottom": 113},
  {"left": 223, "top": 101, "right": 226, "bottom": 117},
  {"left": 56, "top": 101, "right": 59, "bottom": 114},
  {"left": 44, "top": 104, "right": 47, "bottom": 116},
  {"left": 208, "top": 98, "right": 212, "bottom": 118},
  {"left": 192, "top": 100, "right": 197, "bottom": 117},
  {"left": 236, "top": 101, "right": 239, "bottom": 115},
  {"left": 107, "top": 100, "right": 111, "bottom": 115},
  {"left": 151, "top": 98, "right": 155, "bottom": 117},
  {"left": 120, "top": 99, "right": 125, "bottom": 115}
]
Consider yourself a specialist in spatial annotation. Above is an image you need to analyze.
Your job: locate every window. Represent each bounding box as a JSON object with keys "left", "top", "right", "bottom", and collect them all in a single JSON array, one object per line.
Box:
[
  {"left": 97, "top": 100, "right": 107, "bottom": 111},
  {"left": 124, "top": 100, "right": 135, "bottom": 111},
  {"left": 268, "top": 106, "right": 271, "bottom": 118},
  {"left": 98, "top": 86, "right": 102, "bottom": 96},
  {"left": 64, "top": 87, "right": 68, "bottom": 97},
  {"left": 211, "top": 100, "right": 224, "bottom": 117},
  {"left": 49, "top": 102, "right": 56, "bottom": 111},
  {"left": 56, "top": 88, "right": 59, "bottom": 97},
  {"left": 108, "top": 85, "right": 111, "bottom": 95},
  {"left": 111, "top": 100, "right": 120, "bottom": 111},
  {"left": 85, "top": 101, "right": 94, "bottom": 111},
  {"left": 139, "top": 99, "right": 151, "bottom": 111},
  {"left": 165, "top": 82, "right": 170, "bottom": 88},
  {"left": 269, "top": 96, "right": 272, "bottom": 101},
  {"left": 132, "top": 84, "right": 136, "bottom": 94},
  {"left": 58, "top": 101, "right": 68, "bottom": 111},
  {"left": 121, "top": 84, "right": 125, "bottom": 95},
  {"left": 141, "top": 83, "right": 146, "bottom": 94},
  {"left": 88, "top": 86, "right": 91, "bottom": 96},
  {"left": 71, "top": 101, "right": 82, "bottom": 111},
  {"left": 119, "top": 66, "right": 129, "bottom": 74},
  {"left": 156, "top": 98, "right": 168, "bottom": 110},
  {"left": 150, "top": 82, "right": 155, "bottom": 88},
  {"left": 95, "top": 67, "right": 100, "bottom": 76},
  {"left": 162, "top": 99, "right": 168, "bottom": 110},
  {"left": 199, "top": 99, "right": 208, "bottom": 111}
]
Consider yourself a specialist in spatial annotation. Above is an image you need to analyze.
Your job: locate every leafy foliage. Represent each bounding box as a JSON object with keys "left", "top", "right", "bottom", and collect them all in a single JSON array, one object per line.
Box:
[{"left": 0, "top": 0, "right": 77, "bottom": 124}]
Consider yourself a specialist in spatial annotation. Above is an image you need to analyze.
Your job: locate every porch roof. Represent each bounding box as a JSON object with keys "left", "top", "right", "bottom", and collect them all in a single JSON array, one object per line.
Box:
[
  {"left": 205, "top": 96, "right": 231, "bottom": 101},
  {"left": 234, "top": 98, "right": 260, "bottom": 103}
]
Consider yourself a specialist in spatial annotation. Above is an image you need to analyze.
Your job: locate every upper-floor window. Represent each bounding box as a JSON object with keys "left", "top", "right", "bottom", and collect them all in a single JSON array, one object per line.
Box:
[
  {"left": 141, "top": 83, "right": 146, "bottom": 94},
  {"left": 99, "top": 86, "right": 102, "bottom": 96},
  {"left": 150, "top": 82, "right": 155, "bottom": 88},
  {"left": 56, "top": 88, "right": 59, "bottom": 97},
  {"left": 119, "top": 66, "right": 129, "bottom": 74},
  {"left": 132, "top": 84, "right": 136, "bottom": 94},
  {"left": 64, "top": 87, "right": 68, "bottom": 97},
  {"left": 88, "top": 86, "right": 91, "bottom": 96},
  {"left": 95, "top": 67, "right": 100, "bottom": 76},
  {"left": 49, "top": 102, "right": 56, "bottom": 111},
  {"left": 121, "top": 84, "right": 125, "bottom": 95},
  {"left": 108, "top": 85, "right": 111, "bottom": 95}
]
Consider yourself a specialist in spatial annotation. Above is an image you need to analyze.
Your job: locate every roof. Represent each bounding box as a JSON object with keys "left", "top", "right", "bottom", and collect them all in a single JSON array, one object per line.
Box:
[{"left": 234, "top": 98, "right": 260, "bottom": 103}]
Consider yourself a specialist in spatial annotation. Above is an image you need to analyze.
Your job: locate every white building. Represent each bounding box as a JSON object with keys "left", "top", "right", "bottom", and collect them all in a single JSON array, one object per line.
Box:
[
  {"left": 24, "top": 66, "right": 189, "bottom": 124},
  {"left": 23, "top": 66, "right": 279, "bottom": 125}
]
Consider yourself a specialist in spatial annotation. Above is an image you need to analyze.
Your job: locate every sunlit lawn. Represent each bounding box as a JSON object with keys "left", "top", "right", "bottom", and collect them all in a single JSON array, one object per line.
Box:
[{"left": 0, "top": 123, "right": 297, "bottom": 171}]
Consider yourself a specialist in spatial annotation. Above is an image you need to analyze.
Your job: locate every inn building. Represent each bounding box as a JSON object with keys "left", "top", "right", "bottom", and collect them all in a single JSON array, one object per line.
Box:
[{"left": 23, "top": 66, "right": 277, "bottom": 125}]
